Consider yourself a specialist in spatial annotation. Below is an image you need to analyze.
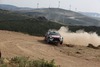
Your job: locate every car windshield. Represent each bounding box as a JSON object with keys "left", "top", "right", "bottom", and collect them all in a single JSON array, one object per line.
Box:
[{"left": 49, "top": 32, "right": 60, "bottom": 35}]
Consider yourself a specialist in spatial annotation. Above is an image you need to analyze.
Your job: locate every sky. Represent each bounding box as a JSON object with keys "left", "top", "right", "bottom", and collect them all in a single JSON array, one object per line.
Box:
[{"left": 0, "top": 0, "right": 100, "bottom": 13}]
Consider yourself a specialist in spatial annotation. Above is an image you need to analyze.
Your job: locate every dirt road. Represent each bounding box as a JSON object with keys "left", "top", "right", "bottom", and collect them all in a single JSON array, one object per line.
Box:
[{"left": 0, "top": 30, "right": 100, "bottom": 67}]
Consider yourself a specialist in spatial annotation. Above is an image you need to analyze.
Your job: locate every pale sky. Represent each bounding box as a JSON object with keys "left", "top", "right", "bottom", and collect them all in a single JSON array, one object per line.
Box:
[{"left": 0, "top": 0, "right": 100, "bottom": 13}]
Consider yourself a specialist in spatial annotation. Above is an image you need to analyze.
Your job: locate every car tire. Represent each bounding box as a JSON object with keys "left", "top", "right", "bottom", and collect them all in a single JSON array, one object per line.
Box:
[
  {"left": 47, "top": 39, "right": 50, "bottom": 44},
  {"left": 60, "top": 41, "right": 63, "bottom": 45}
]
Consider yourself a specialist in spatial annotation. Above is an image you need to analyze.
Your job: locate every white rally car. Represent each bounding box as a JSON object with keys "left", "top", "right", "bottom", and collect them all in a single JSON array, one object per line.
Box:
[{"left": 45, "top": 30, "right": 63, "bottom": 45}]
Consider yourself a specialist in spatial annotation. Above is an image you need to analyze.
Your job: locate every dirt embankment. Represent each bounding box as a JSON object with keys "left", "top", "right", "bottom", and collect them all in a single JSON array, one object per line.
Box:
[{"left": 0, "top": 30, "right": 100, "bottom": 67}]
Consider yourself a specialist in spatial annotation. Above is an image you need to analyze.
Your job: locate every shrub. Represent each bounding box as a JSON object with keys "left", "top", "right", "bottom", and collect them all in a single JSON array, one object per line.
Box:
[{"left": 0, "top": 57, "right": 58, "bottom": 67}]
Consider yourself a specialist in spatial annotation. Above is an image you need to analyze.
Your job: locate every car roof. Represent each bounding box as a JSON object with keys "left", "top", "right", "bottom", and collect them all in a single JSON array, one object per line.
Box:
[{"left": 48, "top": 31, "right": 60, "bottom": 35}]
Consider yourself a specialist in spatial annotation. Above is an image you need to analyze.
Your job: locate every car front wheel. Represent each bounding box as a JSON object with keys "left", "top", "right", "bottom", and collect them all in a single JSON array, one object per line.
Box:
[
  {"left": 60, "top": 41, "right": 63, "bottom": 45},
  {"left": 47, "top": 39, "right": 50, "bottom": 44}
]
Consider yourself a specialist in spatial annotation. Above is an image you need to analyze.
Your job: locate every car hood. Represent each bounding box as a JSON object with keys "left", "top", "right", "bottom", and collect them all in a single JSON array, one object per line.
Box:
[{"left": 51, "top": 35, "right": 61, "bottom": 38}]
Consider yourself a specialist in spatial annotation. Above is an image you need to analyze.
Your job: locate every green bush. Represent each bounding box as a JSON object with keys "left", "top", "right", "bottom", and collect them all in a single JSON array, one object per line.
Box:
[
  {"left": 0, "top": 19, "right": 62, "bottom": 36},
  {"left": 0, "top": 57, "right": 58, "bottom": 67}
]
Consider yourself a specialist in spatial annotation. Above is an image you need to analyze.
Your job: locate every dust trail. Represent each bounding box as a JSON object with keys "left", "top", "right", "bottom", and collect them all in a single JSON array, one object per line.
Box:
[{"left": 58, "top": 26, "right": 100, "bottom": 47}]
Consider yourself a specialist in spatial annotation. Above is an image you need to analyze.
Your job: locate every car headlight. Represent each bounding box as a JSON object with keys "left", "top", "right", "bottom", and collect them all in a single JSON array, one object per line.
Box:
[
  {"left": 60, "top": 37, "right": 63, "bottom": 41},
  {"left": 49, "top": 37, "right": 53, "bottom": 41}
]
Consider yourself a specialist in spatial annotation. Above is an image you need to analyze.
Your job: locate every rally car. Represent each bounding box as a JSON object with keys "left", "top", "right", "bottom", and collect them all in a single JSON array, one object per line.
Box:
[{"left": 45, "top": 30, "right": 63, "bottom": 45}]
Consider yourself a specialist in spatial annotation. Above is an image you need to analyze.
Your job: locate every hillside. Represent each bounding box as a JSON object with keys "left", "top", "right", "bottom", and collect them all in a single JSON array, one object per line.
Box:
[
  {"left": 0, "top": 9, "right": 30, "bottom": 21},
  {"left": 79, "top": 12, "right": 100, "bottom": 21},
  {"left": 79, "top": 12, "right": 100, "bottom": 18},
  {"left": 1, "top": 9, "right": 100, "bottom": 36},
  {"left": 0, "top": 4, "right": 33, "bottom": 11},
  {"left": 0, "top": 9, "right": 62, "bottom": 36},
  {"left": 0, "top": 4, "right": 19, "bottom": 10},
  {"left": 0, "top": 4, "right": 100, "bottom": 26},
  {"left": 18, "top": 8, "right": 100, "bottom": 26}
]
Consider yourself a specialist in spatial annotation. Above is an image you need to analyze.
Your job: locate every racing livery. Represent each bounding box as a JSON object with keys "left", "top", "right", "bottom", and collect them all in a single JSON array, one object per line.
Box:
[{"left": 45, "top": 30, "right": 63, "bottom": 45}]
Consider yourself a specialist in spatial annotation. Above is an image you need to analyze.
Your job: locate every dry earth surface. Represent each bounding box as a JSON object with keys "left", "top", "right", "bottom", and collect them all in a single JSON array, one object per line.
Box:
[{"left": 0, "top": 30, "right": 100, "bottom": 67}]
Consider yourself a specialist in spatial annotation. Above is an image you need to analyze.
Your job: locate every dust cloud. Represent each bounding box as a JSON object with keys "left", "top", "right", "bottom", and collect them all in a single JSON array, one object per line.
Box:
[{"left": 58, "top": 26, "right": 100, "bottom": 47}]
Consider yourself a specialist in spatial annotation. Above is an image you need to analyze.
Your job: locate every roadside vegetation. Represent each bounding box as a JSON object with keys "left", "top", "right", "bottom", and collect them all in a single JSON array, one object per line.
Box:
[
  {"left": 0, "top": 19, "right": 62, "bottom": 36},
  {"left": 0, "top": 56, "right": 58, "bottom": 67},
  {"left": 0, "top": 9, "right": 62, "bottom": 36}
]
